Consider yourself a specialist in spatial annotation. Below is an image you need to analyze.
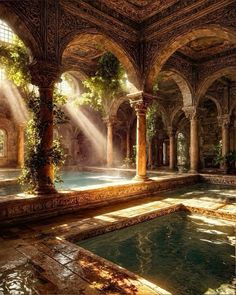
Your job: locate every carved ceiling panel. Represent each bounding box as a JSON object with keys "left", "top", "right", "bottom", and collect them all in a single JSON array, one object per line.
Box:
[
  {"left": 178, "top": 37, "right": 235, "bottom": 61},
  {"left": 87, "top": 0, "right": 178, "bottom": 22}
]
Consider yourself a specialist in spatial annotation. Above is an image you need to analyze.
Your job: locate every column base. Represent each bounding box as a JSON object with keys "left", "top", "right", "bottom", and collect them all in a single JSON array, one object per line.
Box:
[
  {"left": 35, "top": 184, "right": 57, "bottom": 195},
  {"left": 188, "top": 169, "right": 199, "bottom": 174},
  {"left": 133, "top": 175, "right": 150, "bottom": 181}
]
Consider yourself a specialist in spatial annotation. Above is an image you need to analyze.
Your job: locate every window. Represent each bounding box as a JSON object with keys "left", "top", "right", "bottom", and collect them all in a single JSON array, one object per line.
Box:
[
  {"left": 0, "top": 20, "right": 14, "bottom": 44},
  {"left": 0, "top": 129, "right": 6, "bottom": 157}
]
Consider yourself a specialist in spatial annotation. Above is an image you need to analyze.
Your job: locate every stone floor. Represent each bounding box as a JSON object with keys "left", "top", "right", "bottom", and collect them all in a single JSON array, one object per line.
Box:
[{"left": 0, "top": 188, "right": 235, "bottom": 294}]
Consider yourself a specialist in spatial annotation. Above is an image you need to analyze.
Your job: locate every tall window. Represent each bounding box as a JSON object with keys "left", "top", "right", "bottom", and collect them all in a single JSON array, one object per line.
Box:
[
  {"left": 0, "top": 129, "right": 6, "bottom": 157},
  {"left": 0, "top": 20, "right": 14, "bottom": 44}
]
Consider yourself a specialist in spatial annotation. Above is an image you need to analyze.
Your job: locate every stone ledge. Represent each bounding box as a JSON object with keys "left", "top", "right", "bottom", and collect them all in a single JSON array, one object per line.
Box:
[
  {"left": 0, "top": 174, "right": 199, "bottom": 225},
  {"left": 200, "top": 174, "right": 236, "bottom": 185}
]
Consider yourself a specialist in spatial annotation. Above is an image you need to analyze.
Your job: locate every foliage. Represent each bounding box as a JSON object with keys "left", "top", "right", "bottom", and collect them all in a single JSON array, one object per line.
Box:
[
  {"left": 213, "top": 141, "right": 222, "bottom": 166},
  {"left": 122, "top": 157, "right": 133, "bottom": 168},
  {"left": 79, "top": 52, "right": 127, "bottom": 114},
  {"left": 147, "top": 101, "right": 159, "bottom": 139},
  {"left": 0, "top": 36, "right": 30, "bottom": 95},
  {"left": 177, "top": 132, "right": 188, "bottom": 166},
  {"left": 0, "top": 36, "right": 67, "bottom": 192}
]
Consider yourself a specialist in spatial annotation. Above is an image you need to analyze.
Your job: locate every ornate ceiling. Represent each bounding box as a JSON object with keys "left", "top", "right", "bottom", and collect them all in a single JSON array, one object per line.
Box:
[
  {"left": 97, "top": 0, "right": 179, "bottom": 22},
  {"left": 178, "top": 37, "right": 235, "bottom": 61}
]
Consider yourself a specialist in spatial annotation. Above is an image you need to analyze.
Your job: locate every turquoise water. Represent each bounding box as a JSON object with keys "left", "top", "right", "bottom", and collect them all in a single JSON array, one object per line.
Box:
[
  {"left": 0, "top": 171, "right": 133, "bottom": 195},
  {"left": 78, "top": 212, "right": 235, "bottom": 295}
]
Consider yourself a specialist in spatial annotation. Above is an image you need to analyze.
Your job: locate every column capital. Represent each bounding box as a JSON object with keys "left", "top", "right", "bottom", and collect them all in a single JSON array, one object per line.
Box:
[
  {"left": 167, "top": 127, "right": 176, "bottom": 137},
  {"left": 103, "top": 116, "right": 117, "bottom": 126},
  {"left": 29, "top": 60, "right": 60, "bottom": 88},
  {"left": 127, "top": 91, "right": 152, "bottom": 114},
  {"left": 182, "top": 106, "right": 199, "bottom": 120},
  {"left": 218, "top": 114, "right": 231, "bottom": 128}
]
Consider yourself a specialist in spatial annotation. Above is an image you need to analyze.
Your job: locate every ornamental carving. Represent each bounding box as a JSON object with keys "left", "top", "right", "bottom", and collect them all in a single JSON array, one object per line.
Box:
[{"left": 29, "top": 61, "right": 60, "bottom": 88}]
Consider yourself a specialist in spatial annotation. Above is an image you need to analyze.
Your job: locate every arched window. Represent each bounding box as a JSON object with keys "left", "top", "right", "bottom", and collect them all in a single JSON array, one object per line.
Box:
[
  {"left": 0, "top": 20, "right": 14, "bottom": 44},
  {"left": 0, "top": 129, "right": 6, "bottom": 157}
]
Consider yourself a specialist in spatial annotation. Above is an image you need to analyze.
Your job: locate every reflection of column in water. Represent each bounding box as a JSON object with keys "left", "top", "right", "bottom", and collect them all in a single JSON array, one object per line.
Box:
[{"left": 136, "top": 232, "right": 153, "bottom": 275}]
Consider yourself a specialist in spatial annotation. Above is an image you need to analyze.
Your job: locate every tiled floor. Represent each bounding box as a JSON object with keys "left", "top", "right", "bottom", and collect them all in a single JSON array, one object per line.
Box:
[{"left": 0, "top": 189, "right": 235, "bottom": 294}]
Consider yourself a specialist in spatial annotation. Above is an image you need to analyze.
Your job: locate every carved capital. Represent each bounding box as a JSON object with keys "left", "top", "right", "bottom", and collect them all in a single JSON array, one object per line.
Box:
[
  {"left": 103, "top": 116, "right": 117, "bottom": 127},
  {"left": 128, "top": 91, "right": 152, "bottom": 115},
  {"left": 167, "top": 126, "right": 176, "bottom": 137},
  {"left": 183, "top": 106, "right": 199, "bottom": 120},
  {"left": 218, "top": 114, "right": 231, "bottom": 128},
  {"left": 29, "top": 60, "right": 60, "bottom": 88}
]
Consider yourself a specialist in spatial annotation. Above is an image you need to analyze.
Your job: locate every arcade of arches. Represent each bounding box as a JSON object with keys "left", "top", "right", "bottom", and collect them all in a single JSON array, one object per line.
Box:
[
  {"left": 0, "top": 2, "right": 236, "bottom": 295},
  {"left": 0, "top": 1, "right": 236, "bottom": 194}
]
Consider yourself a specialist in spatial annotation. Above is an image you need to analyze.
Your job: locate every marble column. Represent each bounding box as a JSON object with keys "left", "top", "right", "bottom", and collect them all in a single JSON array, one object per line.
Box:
[
  {"left": 104, "top": 117, "right": 116, "bottom": 167},
  {"left": 126, "top": 126, "right": 131, "bottom": 159},
  {"left": 168, "top": 127, "right": 176, "bottom": 170},
  {"left": 219, "top": 115, "right": 230, "bottom": 173},
  {"left": 128, "top": 92, "right": 149, "bottom": 181},
  {"left": 17, "top": 124, "right": 24, "bottom": 168},
  {"left": 183, "top": 107, "right": 199, "bottom": 173},
  {"left": 30, "top": 62, "right": 59, "bottom": 194}
]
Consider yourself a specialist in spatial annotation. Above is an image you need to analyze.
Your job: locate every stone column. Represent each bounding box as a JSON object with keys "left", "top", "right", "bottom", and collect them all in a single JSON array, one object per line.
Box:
[
  {"left": 30, "top": 62, "right": 59, "bottom": 194},
  {"left": 128, "top": 91, "right": 149, "bottom": 181},
  {"left": 219, "top": 115, "right": 231, "bottom": 173},
  {"left": 104, "top": 117, "right": 116, "bottom": 167},
  {"left": 17, "top": 124, "right": 25, "bottom": 168},
  {"left": 126, "top": 126, "right": 131, "bottom": 159},
  {"left": 183, "top": 107, "right": 199, "bottom": 173},
  {"left": 168, "top": 127, "right": 176, "bottom": 170}
]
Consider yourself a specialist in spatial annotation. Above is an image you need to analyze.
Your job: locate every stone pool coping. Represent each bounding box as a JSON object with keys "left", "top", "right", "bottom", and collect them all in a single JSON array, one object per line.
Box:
[
  {"left": 0, "top": 184, "right": 235, "bottom": 295},
  {"left": 0, "top": 174, "right": 199, "bottom": 225}
]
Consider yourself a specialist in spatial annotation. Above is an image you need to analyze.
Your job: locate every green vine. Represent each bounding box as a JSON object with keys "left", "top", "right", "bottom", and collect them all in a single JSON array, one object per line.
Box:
[
  {"left": 147, "top": 101, "right": 159, "bottom": 139},
  {"left": 0, "top": 36, "right": 67, "bottom": 193},
  {"left": 79, "top": 52, "right": 127, "bottom": 114}
]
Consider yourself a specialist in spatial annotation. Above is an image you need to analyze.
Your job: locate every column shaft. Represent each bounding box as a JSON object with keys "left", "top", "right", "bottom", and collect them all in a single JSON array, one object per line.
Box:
[
  {"left": 169, "top": 132, "right": 176, "bottom": 170},
  {"left": 190, "top": 117, "right": 199, "bottom": 173},
  {"left": 107, "top": 122, "right": 113, "bottom": 167},
  {"left": 136, "top": 110, "right": 147, "bottom": 179},
  {"left": 17, "top": 125, "right": 24, "bottom": 168}
]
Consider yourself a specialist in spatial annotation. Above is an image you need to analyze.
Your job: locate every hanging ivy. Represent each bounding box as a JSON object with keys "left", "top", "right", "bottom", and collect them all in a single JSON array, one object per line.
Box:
[
  {"left": 79, "top": 52, "right": 127, "bottom": 114},
  {"left": 0, "top": 36, "right": 67, "bottom": 193},
  {"left": 147, "top": 101, "right": 159, "bottom": 140}
]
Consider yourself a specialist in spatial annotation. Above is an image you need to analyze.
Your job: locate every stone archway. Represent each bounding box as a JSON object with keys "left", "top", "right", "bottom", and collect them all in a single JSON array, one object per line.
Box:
[
  {"left": 161, "top": 70, "right": 193, "bottom": 107},
  {"left": 196, "top": 67, "right": 236, "bottom": 103},
  {"left": 146, "top": 26, "right": 236, "bottom": 93},
  {"left": 60, "top": 29, "right": 141, "bottom": 90}
]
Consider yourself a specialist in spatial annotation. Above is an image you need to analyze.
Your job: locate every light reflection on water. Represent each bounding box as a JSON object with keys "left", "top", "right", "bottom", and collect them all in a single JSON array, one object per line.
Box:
[{"left": 78, "top": 212, "right": 235, "bottom": 295}]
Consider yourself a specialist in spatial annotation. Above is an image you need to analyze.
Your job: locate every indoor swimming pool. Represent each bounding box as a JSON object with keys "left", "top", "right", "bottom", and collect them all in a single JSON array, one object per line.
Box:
[{"left": 78, "top": 211, "right": 235, "bottom": 295}]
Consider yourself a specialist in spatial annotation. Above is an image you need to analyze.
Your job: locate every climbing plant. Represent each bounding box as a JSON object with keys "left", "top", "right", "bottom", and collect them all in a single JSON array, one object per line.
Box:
[
  {"left": 79, "top": 52, "right": 127, "bottom": 114},
  {"left": 147, "top": 101, "right": 159, "bottom": 140},
  {"left": 0, "top": 36, "right": 67, "bottom": 193}
]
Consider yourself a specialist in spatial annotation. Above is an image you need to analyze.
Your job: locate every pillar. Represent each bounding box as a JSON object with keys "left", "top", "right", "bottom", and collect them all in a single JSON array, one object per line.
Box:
[
  {"left": 126, "top": 126, "right": 131, "bottom": 158},
  {"left": 219, "top": 115, "right": 230, "bottom": 173},
  {"left": 104, "top": 117, "right": 116, "bottom": 167},
  {"left": 183, "top": 107, "right": 199, "bottom": 173},
  {"left": 128, "top": 91, "right": 150, "bottom": 181},
  {"left": 168, "top": 127, "right": 176, "bottom": 170},
  {"left": 30, "top": 62, "right": 59, "bottom": 194},
  {"left": 17, "top": 124, "right": 24, "bottom": 168}
]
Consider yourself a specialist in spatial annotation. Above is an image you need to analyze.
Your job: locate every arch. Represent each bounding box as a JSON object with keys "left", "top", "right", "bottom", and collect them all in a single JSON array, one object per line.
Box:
[
  {"left": 159, "top": 70, "right": 193, "bottom": 106},
  {"left": 171, "top": 106, "right": 186, "bottom": 128},
  {"left": 146, "top": 26, "right": 236, "bottom": 92},
  {"left": 0, "top": 3, "right": 40, "bottom": 59},
  {"left": 196, "top": 67, "right": 236, "bottom": 104},
  {"left": 109, "top": 96, "right": 128, "bottom": 118},
  {"left": 199, "top": 94, "right": 222, "bottom": 117},
  {"left": 60, "top": 29, "right": 141, "bottom": 90}
]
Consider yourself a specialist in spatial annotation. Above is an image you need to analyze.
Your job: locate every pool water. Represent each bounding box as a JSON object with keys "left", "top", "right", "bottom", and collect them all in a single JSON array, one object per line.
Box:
[
  {"left": 0, "top": 171, "right": 132, "bottom": 196},
  {"left": 78, "top": 212, "right": 235, "bottom": 295}
]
